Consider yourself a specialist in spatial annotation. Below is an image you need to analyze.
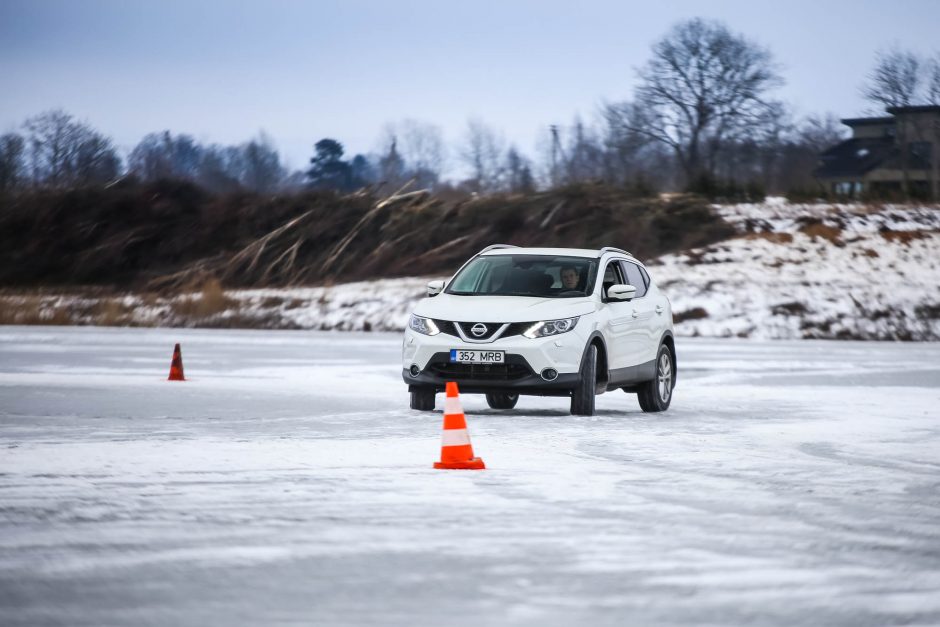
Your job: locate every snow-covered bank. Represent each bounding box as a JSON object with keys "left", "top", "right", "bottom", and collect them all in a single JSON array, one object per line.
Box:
[
  {"left": 2, "top": 200, "right": 938, "bottom": 340},
  {"left": 654, "top": 199, "right": 940, "bottom": 340}
]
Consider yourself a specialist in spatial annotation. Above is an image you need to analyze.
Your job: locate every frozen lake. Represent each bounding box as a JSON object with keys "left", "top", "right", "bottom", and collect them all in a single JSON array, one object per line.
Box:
[{"left": 1, "top": 326, "right": 939, "bottom": 626}]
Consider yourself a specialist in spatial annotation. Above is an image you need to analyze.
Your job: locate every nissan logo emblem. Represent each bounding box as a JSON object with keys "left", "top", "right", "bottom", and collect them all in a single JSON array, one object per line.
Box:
[{"left": 471, "top": 323, "right": 488, "bottom": 337}]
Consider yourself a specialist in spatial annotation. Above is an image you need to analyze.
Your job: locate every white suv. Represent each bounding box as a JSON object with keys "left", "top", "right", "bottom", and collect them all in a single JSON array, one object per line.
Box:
[{"left": 402, "top": 245, "right": 676, "bottom": 416}]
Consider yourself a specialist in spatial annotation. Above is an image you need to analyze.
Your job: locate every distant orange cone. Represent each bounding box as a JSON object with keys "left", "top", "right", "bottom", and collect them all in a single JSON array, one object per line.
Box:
[
  {"left": 434, "top": 381, "right": 485, "bottom": 470},
  {"left": 168, "top": 343, "right": 185, "bottom": 381}
]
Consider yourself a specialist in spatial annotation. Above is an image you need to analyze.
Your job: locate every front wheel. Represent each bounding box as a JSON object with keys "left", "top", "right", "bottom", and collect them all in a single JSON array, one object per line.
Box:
[
  {"left": 410, "top": 387, "right": 435, "bottom": 411},
  {"left": 637, "top": 344, "right": 674, "bottom": 412},
  {"left": 570, "top": 344, "right": 597, "bottom": 416},
  {"left": 485, "top": 392, "right": 518, "bottom": 409}
]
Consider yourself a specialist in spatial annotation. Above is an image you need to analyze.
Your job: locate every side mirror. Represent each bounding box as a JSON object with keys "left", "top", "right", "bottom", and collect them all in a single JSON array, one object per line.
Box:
[
  {"left": 607, "top": 284, "right": 636, "bottom": 302},
  {"left": 427, "top": 280, "right": 445, "bottom": 297}
]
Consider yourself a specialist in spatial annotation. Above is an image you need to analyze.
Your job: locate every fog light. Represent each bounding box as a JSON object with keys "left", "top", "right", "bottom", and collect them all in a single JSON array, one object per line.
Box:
[
  {"left": 409, "top": 364, "right": 420, "bottom": 377},
  {"left": 541, "top": 368, "right": 558, "bottom": 381}
]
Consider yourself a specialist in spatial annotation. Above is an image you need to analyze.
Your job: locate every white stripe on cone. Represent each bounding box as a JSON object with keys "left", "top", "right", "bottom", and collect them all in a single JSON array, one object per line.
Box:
[
  {"left": 443, "top": 397, "right": 463, "bottom": 416},
  {"left": 441, "top": 429, "right": 471, "bottom": 447}
]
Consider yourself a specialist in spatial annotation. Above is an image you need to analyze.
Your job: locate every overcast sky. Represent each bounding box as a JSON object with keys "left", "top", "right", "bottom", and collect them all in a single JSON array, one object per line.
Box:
[{"left": 3, "top": 0, "right": 939, "bottom": 174}]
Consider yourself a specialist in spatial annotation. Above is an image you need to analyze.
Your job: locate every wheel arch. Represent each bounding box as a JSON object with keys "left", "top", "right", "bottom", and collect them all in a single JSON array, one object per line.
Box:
[
  {"left": 660, "top": 330, "right": 677, "bottom": 385},
  {"left": 580, "top": 331, "right": 609, "bottom": 394}
]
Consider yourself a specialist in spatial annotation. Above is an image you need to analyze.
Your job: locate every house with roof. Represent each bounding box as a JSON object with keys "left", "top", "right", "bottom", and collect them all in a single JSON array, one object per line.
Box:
[{"left": 815, "top": 105, "right": 940, "bottom": 200}]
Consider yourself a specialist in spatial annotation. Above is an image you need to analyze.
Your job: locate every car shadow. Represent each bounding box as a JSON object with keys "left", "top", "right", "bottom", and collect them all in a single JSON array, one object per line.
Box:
[{"left": 468, "top": 408, "right": 632, "bottom": 418}]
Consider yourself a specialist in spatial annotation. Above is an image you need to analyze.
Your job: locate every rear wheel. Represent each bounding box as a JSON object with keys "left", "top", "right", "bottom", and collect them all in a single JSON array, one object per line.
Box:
[
  {"left": 485, "top": 392, "right": 519, "bottom": 409},
  {"left": 570, "top": 344, "right": 597, "bottom": 416},
  {"left": 637, "top": 344, "right": 674, "bottom": 412},
  {"left": 410, "top": 387, "right": 435, "bottom": 411}
]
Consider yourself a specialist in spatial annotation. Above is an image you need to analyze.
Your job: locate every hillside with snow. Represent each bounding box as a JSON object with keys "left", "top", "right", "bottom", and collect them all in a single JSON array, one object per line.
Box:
[
  {"left": 654, "top": 199, "right": 940, "bottom": 340},
  {"left": 2, "top": 200, "right": 938, "bottom": 340}
]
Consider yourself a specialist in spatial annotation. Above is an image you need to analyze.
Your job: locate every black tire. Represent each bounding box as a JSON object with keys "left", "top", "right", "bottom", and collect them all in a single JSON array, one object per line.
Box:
[
  {"left": 570, "top": 343, "right": 597, "bottom": 416},
  {"left": 410, "top": 388, "right": 436, "bottom": 411},
  {"left": 637, "top": 344, "right": 674, "bottom": 412},
  {"left": 485, "top": 392, "right": 519, "bottom": 409}
]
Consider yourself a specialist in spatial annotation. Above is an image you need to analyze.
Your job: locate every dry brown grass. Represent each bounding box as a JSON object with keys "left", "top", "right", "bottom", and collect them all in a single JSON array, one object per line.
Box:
[
  {"left": 799, "top": 222, "right": 844, "bottom": 245},
  {"left": 94, "top": 298, "right": 132, "bottom": 326},
  {"left": 0, "top": 296, "right": 74, "bottom": 325},
  {"left": 744, "top": 232, "right": 794, "bottom": 244},
  {"left": 879, "top": 229, "right": 930, "bottom": 245},
  {"left": 171, "top": 279, "right": 238, "bottom": 318},
  {"left": 673, "top": 307, "right": 709, "bottom": 323}
]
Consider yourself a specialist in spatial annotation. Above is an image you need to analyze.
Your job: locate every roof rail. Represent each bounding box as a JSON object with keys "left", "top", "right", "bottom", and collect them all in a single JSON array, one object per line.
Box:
[
  {"left": 599, "top": 246, "right": 632, "bottom": 257},
  {"left": 479, "top": 244, "right": 518, "bottom": 254}
]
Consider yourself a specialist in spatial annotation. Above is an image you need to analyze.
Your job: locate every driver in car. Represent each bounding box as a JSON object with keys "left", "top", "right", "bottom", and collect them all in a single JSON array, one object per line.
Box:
[{"left": 560, "top": 266, "right": 581, "bottom": 290}]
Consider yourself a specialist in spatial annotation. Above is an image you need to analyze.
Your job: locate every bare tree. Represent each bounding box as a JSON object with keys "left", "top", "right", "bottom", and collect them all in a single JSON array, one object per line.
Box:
[
  {"left": 196, "top": 145, "right": 241, "bottom": 193},
  {"left": 377, "top": 137, "right": 407, "bottom": 190},
  {"left": 128, "top": 132, "right": 201, "bottom": 181},
  {"left": 863, "top": 48, "right": 922, "bottom": 108},
  {"left": 929, "top": 55, "right": 940, "bottom": 105},
  {"left": 382, "top": 119, "right": 445, "bottom": 188},
  {"left": 797, "top": 113, "right": 847, "bottom": 153},
  {"left": 504, "top": 147, "right": 535, "bottom": 193},
  {"left": 240, "top": 133, "right": 285, "bottom": 193},
  {"left": 0, "top": 133, "right": 26, "bottom": 194},
  {"left": 23, "top": 110, "right": 120, "bottom": 187},
  {"left": 73, "top": 133, "right": 121, "bottom": 185},
  {"left": 23, "top": 110, "right": 73, "bottom": 186},
  {"left": 625, "top": 18, "right": 784, "bottom": 185},
  {"left": 602, "top": 102, "right": 670, "bottom": 189},
  {"left": 460, "top": 119, "right": 504, "bottom": 193},
  {"left": 563, "top": 116, "right": 605, "bottom": 184}
]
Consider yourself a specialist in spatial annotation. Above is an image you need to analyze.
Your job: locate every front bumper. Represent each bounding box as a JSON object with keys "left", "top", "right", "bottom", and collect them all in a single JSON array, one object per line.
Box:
[{"left": 401, "top": 326, "right": 586, "bottom": 396}]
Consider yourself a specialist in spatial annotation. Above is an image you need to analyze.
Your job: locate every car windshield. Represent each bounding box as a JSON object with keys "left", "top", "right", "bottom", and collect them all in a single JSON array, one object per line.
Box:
[{"left": 445, "top": 254, "right": 598, "bottom": 298}]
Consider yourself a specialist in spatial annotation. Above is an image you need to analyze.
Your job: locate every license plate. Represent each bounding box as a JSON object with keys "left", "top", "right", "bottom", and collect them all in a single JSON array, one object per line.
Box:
[{"left": 450, "top": 349, "right": 505, "bottom": 364}]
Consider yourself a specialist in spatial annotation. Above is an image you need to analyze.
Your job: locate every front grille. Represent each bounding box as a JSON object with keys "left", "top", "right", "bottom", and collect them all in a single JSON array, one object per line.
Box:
[
  {"left": 455, "top": 322, "right": 500, "bottom": 340},
  {"left": 432, "top": 320, "right": 535, "bottom": 340},
  {"left": 433, "top": 319, "right": 460, "bottom": 337},
  {"left": 428, "top": 362, "right": 532, "bottom": 381},
  {"left": 426, "top": 352, "right": 535, "bottom": 381}
]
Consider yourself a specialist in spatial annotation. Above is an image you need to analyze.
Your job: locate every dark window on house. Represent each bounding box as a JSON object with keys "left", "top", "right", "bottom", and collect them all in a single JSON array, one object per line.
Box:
[
  {"left": 910, "top": 141, "right": 933, "bottom": 168},
  {"left": 620, "top": 261, "right": 648, "bottom": 298}
]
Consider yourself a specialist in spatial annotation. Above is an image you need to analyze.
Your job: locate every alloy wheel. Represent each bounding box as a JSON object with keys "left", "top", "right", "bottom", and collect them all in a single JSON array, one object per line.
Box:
[{"left": 657, "top": 352, "right": 672, "bottom": 403}]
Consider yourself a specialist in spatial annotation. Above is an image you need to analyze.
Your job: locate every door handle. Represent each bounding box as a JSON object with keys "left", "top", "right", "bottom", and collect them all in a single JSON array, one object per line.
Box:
[
  {"left": 632, "top": 309, "right": 638, "bottom": 318},
  {"left": 655, "top": 305, "right": 664, "bottom": 315}
]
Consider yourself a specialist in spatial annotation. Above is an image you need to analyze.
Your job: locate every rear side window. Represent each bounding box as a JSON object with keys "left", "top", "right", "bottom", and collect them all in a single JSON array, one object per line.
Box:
[{"left": 620, "top": 261, "right": 648, "bottom": 298}]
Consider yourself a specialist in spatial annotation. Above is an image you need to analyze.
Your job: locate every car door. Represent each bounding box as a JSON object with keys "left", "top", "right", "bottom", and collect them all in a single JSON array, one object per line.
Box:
[
  {"left": 599, "top": 259, "right": 642, "bottom": 372},
  {"left": 620, "top": 260, "right": 659, "bottom": 366}
]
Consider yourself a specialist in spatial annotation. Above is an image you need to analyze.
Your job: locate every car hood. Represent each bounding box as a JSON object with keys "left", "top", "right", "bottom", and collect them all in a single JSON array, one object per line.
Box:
[{"left": 413, "top": 294, "right": 597, "bottom": 323}]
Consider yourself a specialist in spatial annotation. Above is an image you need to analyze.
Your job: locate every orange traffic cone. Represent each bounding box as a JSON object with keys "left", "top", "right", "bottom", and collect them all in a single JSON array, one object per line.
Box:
[
  {"left": 168, "top": 343, "right": 185, "bottom": 381},
  {"left": 434, "top": 381, "right": 485, "bottom": 470}
]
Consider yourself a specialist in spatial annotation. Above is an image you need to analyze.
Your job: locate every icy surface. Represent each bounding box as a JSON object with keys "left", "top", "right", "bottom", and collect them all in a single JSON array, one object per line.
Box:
[{"left": 1, "top": 327, "right": 939, "bottom": 626}]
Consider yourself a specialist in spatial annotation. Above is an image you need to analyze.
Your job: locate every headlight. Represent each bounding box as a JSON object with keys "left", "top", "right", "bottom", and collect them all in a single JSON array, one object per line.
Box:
[
  {"left": 523, "top": 316, "right": 579, "bottom": 339},
  {"left": 409, "top": 314, "right": 440, "bottom": 336}
]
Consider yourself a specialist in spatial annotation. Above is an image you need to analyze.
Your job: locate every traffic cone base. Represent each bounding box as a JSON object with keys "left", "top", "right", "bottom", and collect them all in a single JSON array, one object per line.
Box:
[
  {"left": 434, "top": 458, "right": 485, "bottom": 470},
  {"left": 434, "top": 381, "right": 485, "bottom": 470}
]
